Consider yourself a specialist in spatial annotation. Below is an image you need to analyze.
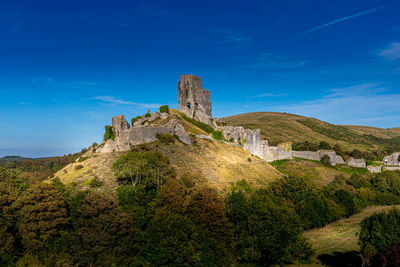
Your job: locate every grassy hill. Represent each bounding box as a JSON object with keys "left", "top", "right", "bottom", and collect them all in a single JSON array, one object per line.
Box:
[
  {"left": 223, "top": 112, "right": 400, "bottom": 153},
  {"left": 54, "top": 110, "right": 283, "bottom": 193}
]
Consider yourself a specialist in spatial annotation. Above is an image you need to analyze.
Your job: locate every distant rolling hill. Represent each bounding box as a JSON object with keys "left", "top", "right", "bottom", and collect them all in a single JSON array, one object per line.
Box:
[{"left": 223, "top": 112, "right": 400, "bottom": 153}]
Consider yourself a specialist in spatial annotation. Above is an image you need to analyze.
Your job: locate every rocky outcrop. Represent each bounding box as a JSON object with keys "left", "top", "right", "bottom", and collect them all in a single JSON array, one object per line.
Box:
[
  {"left": 96, "top": 116, "right": 191, "bottom": 153},
  {"left": 346, "top": 158, "right": 366, "bottom": 168},
  {"left": 383, "top": 152, "right": 400, "bottom": 166},
  {"left": 112, "top": 115, "right": 130, "bottom": 134},
  {"left": 178, "top": 74, "right": 212, "bottom": 125}
]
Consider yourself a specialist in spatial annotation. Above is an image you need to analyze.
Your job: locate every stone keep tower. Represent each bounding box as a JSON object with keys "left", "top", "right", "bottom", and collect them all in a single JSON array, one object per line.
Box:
[{"left": 178, "top": 74, "right": 212, "bottom": 124}]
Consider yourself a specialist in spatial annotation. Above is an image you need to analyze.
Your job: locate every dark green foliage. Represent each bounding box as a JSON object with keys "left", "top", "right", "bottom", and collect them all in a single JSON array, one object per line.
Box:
[
  {"left": 159, "top": 105, "right": 169, "bottom": 113},
  {"left": 347, "top": 173, "right": 370, "bottom": 189},
  {"left": 334, "top": 189, "right": 357, "bottom": 217},
  {"left": 12, "top": 183, "right": 69, "bottom": 252},
  {"left": 292, "top": 141, "right": 319, "bottom": 151},
  {"left": 271, "top": 176, "right": 340, "bottom": 229},
  {"left": 319, "top": 141, "right": 331, "bottom": 150},
  {"left": 131, "top": 115, "right": 142, "bottom": 126},
  {"left": 181, "top": 113, "right": 213, "bottom": 133},
  {"left": 103, "top": 125, "right": 115, "bottom": 141},
  {"left": 66, "top": 191, "right": 136, "bottom": 266},
  {"left": 351, "top": 149, "right": 363, "bottom": 159},
  {"left": 320, "top": 154, "right": 331, "bottom": 165},
  {"left": 226, "top": 180, "right": 313, "bottom": 265},
  {"left": 144, "top": 112, "right": 151, "bottom": 118},
  {"left": 156, "top": 132, "right": 175, "bottom": 144},
  {"left": 211, "top": 130, "right": 223, "bottom": 140},
  {"left": 112, "top": 150, "right": 175, "bottom": 189},
  {"left": 229, "top": 137, "right": 234, "bottom": 142},
  {"left": 359, "top": 209, "right": 400, "bottom": 261}
]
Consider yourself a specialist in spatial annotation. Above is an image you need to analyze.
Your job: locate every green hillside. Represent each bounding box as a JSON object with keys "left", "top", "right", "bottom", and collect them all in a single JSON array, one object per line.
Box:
[{"left": 223, "top": 112, "right": 400, "bottom": 154}]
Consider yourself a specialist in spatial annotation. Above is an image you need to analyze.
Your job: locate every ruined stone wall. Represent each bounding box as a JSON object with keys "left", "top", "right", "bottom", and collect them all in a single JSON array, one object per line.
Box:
[
  {"left": 346, "top": 158, "right": 366, "bottom": 168},
  {"left": 96, "top": 115, "right": 191, "bottom": 153},
  {"left": 292, "top": 151, "right": 320, "bottom": 161},
  {"left": 178, "top": 74, "right": 212, "bottom": 125},
  {"left": 383, "top": 152, "right": 400, "bottom": 165}
]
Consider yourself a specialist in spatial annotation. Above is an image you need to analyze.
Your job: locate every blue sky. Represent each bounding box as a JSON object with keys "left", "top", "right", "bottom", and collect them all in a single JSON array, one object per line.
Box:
[{"left": 1, "top": 0, "right": 400, "bottom": 157}]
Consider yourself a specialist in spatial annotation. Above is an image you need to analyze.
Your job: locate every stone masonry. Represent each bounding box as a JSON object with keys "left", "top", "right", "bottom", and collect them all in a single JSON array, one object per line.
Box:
[{"left": 178, "top": 74, "right": 212, "bottom": 125}]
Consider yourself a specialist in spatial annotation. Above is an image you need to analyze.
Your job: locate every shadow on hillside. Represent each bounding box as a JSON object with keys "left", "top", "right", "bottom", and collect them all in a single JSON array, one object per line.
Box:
[{"left": 317, "top": 251, "right": 362, "bottom": 267}]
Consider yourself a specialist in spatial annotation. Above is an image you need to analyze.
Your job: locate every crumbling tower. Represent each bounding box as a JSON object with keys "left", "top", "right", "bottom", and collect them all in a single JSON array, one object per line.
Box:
[{"left": 177, "top": 74, "right": 212, "bottom": 124}]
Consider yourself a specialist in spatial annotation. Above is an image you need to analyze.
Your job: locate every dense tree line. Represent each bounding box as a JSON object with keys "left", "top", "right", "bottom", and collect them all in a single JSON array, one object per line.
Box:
[{"left": 2, "top": 147, "right": 400, "bottom": 266}]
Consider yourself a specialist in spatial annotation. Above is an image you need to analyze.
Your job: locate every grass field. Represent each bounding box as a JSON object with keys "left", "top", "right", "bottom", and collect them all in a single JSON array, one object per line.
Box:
[{"left": 298, "top": 205, "right": 400, "bottom": 266}]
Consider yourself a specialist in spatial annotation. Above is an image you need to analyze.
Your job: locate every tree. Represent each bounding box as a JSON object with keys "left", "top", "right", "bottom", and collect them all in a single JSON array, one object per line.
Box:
[
  {"left": 319, "top": 141, "right": 331, "bottom": 150},
  {"left": 112, "top": 150, "right": 175, "bottom": 189},
  {"left": 103, "top": 125, "right": 115, "bottom": 141},
  {"left": 186, "top": 186, "right": 234, "bottom": 265},
  {"left": 320, "top": 155, "right": 331, "bottom": 165},
  {"left": 12, "top": 183, "right": 69, "bottom": 252},
  {"left": 226, "top": 180, "right": 313, "bottom": 265},
  {"left": 70, "top": 191, "right": 136, "bottom": 266},
  {"left": 351, "top": 149, "right": 363, "bottom": 159}
]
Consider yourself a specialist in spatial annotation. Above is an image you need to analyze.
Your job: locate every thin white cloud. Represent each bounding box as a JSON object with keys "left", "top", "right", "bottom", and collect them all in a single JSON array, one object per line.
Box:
[
  {"left": 94, "top": 96, "right": 161, "bottom": 109},
  {"left": 379, "top": 42, "right": 400, "bottom": 61},
  {"left": 248, "top": 93, "right": 287, "bottom": 98},
  {"left": 275, "top": 83, "right": 400, "bottom": 128},
  {"left": 212, "top": 28, "right": 252, "bottom": 50},
  {"left": 294, "top": 6, "right": 386, "bottom": 38},
  {"left": 30, "top": 77, "right": 99, "bottom": 88},
  {"left": 251, "top": 53, "right": 307, "bottom": 70}
]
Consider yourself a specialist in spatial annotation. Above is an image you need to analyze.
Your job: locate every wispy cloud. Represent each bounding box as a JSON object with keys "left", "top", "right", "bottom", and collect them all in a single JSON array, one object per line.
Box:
[
  {"left": 30, "top": 77, "right": 99, "bottom": 88},
  {"left": 276, "top": 83, "right": 400, "bottom": 127},
  {"left": 212, "top": 28, "right": 252, "bottom": 50},
  {"left": 248, "top": 93, "right": 287, "bottom": 98},
  {"left": 379, "top": 42, "right": 400, "bottom": 61},
  {"left": 294, "top": 6, "right": 386, "bottom": 38},
  {"left": 94, "top": 96, "right": 161, "bottom": 109},
  {"left": 250, "top": 53, "right": 307, "bottom": 70}
]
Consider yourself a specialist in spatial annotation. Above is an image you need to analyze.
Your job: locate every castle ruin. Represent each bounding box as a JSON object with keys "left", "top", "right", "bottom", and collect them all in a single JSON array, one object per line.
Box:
[{"left": 178, "top": 75, "right": 212, "bottom": 125}]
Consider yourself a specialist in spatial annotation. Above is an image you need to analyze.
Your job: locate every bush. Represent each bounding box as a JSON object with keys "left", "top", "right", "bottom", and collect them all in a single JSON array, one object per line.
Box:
[
  {"left": 181, "top": 114, "right": 212, "bottom": 133},
  {"left": 320, "top": 155, "right": 331, "bottom": 165},
  {"left": 74, "top": 164, "right": 84, "bottom": 170},
  {"left": 103, "top": 125, "right": 115, "bottom": 141},
  {"left": 211, "top": 131, "right": 223, "bottom": 140},
  {"left": 112, "top": 150, "right": 175, "bottom": 189},
  {"left": 229, "top": 137, "right": 234, "bottom": 142},
  {"left": 156, "top": 133, "right": 175, "bottom": 144},
  {"left": 131, "top": 116, "right": 142, "bottom": 126},
  {"left": 144, "top": 113, "right": 151, "bottom": 118},
  {"left": 159, "top": 105, "right": 169, "bottom": 113},
  {"left": 319, "top": 141, "right": 331, "bottom": 150},
  {"left": 359, "top": 208, "right": 400, "bottom": 262}
]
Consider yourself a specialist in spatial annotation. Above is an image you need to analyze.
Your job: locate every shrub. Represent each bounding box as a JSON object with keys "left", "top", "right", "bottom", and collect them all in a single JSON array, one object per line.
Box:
[
  {"left": 211, "top": 131, "right": 223, "bottom": 140},
  {"left": 229, "top": 137, "right": 234, "bottom": 142},
  {"left": 131, "top": 116, "right": 142, "bottom": 126},
  {"left": 320, "top": 155, "right": 331, "bottom": 165},
  {"left": 159, "top": 105, "right": 169, "bottom": 113},
  {"left": 351, "top": 149, "right": 363, "bottom": 159},
  {"left": 74, "top": 164, "right": 84, "bottom": 170},
  {"left": 103, "top": 125, "right": 115, "bottom": 141},
  {"left": 319, "top": 141, "right": 331, "bottom": 150},
  {"left": 144, "top": 113, "right": 151, "bottom": 118},
  {"left": 112, "top": 150, "right": 175, "bottom": 189},
  {"left": 181, "top": 114, "right": 212, "bottom": 133},
  {"left": 359, "top": 208, "right": 400, "bottom": 262},
  {"left": 156, "top": 133, "right": 175, "bottom": 144}
]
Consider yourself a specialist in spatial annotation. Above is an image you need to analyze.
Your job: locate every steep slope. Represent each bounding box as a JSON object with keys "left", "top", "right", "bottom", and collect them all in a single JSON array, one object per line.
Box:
[
  {"left": 223, "top": 112, "right": 400, "bottom": 152},
  {"left": 54, "top": 137, "right": 283, "bottom": 193}
]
